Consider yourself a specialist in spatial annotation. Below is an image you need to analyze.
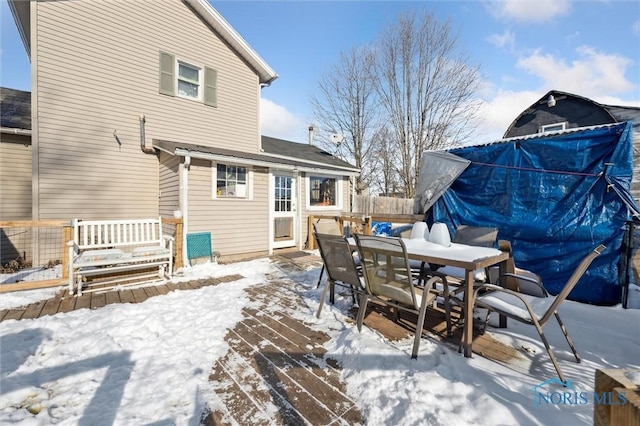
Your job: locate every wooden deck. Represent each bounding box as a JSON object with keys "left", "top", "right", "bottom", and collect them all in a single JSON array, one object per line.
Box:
[
  {"left": 0, "top": 275, "right": 244, "bottom": 322},
  {"left": 1, "top": 252, "right": 521, "bottom": 425}
]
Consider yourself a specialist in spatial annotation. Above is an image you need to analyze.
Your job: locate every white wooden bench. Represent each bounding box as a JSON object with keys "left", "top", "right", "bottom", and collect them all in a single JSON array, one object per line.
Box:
[{"left": 67, "top": 217, "right": 173, "bottom": 295}]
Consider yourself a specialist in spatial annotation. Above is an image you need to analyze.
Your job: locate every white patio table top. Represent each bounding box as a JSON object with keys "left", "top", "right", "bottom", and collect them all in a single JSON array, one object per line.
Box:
[{"left": 348, "top": 236, "right": 510, "bottom": 357}]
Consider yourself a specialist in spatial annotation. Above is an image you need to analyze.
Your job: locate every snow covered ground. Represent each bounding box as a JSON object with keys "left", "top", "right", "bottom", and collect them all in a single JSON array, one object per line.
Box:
[{"left": 1, "top": 256, "right": 639, "bottom": 425}]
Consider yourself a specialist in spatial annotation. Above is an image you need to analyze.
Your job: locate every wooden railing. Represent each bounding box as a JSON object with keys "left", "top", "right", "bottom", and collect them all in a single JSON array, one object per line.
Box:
[
  {"left": 0, "top": 218, "right": 184, "bottom": 293},
  {"left": 307, "top": 213, "right": 425, "bottom": 250}
]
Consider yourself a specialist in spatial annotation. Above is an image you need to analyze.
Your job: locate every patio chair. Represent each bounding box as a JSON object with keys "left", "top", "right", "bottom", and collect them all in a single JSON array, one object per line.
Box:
[
  {"left": 430, "top": 225, "right": 500, "bottom": 325},
  {"left": 314, "top": 232, "right": 365, "bottom": 318},
  {"left": 354, "top": 234, "right": 453, "bottom": 358},
  {"left": 471, "top": 244, "right": 605, "bottom": 385},
  {"left": 313, "top": 218, "right": 344, "bottom": 289},
  {"left": 437, "top": 225, "right": 499, "bottom": 284}
]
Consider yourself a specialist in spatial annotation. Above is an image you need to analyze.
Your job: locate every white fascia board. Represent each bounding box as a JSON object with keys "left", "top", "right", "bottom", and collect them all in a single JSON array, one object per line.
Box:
[
  {"left": 173, "top": 148, "right": 358, "bottom": 176},
  {"left": 185, "top": 0, "right": 278, "bottom": 85},
  {"left": 8, "top": 0, "right": 30, "bottom": 58}
]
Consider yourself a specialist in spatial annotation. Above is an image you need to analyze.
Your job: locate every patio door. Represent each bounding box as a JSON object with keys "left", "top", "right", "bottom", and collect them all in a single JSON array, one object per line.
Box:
[{"left": 272, "top": 173, "right": 297, "bottom": 249}]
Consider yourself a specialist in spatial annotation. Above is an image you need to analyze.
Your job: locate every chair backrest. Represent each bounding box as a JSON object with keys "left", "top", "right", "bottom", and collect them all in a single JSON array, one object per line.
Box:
[
  {"left": 539, "top": 244, "right": 605, "bottom": 324},
  {"left": 354, "top": 234, "right": 417, "bottom": 308},
  {"left": 313, "top": 218, "right": 342, "bottom": 236},
  {"left": 452, "top": 225, "right": 498, "bottom": 248},
  {"left": 314, "top": 232, "right": 362, "bottom": 290}
]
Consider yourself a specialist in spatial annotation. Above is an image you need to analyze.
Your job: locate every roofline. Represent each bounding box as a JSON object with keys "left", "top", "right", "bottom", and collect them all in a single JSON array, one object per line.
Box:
[
  {"left": 171, "top": 147, "right": 357, "bottom": 176},
  {"left": 260, "top": 151, "right": 361, "bottom": 173},
  {"left": 7, "top": 0, "right": 278, "bottom": 85},
  {"left": 184, "top": 0, "right": 278, "bottom": 85},
  {"left": 153, "top": 140, "right": 359, "bottom": 176},
  {"left": 8, "top": 0, "right": 30, "bottom": 58},
  {"left": 0, "top": 127, "right": 31, "bottom": 136},
  {"left": 503, "top": 89, "right": 618, "bottom": 139}
]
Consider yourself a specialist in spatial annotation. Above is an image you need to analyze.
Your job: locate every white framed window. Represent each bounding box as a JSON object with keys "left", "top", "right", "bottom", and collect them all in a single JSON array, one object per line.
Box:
[
  {"left": 177, "top": 61, "right": 202, "bottom": 100},
  {"left": 159, "top": 51, "right": 218, "bottom": 107},
  {"left": 307, "top": 175, "right": 341, "bottom": 209},
  {"left": 213, "top": 162, "right": 253, "bottom": 199},
  {"left": 540, "top": 122, "right": 567, "bottom": 133}
]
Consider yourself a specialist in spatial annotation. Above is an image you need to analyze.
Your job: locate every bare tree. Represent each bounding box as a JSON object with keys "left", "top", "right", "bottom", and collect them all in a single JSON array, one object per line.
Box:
[
  {"left": 368, "top": 126, "right": 402, "bottom": 196},
  {"left": 311, "top": 46, "right": 379, "bottom": 194},
  {"left": 373, "top": 11, "right": 482, "bottom": 197}
]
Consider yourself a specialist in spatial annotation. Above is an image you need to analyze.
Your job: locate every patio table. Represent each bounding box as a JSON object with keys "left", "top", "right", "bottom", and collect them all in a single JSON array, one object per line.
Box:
[{"left": 349, "top": 236, "right": 510, "bottom": 358}]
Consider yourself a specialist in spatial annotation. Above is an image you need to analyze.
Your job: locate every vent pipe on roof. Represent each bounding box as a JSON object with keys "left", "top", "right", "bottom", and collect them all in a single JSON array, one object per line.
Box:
[{"left": 308, "top": 125, "right": 314, "bottom": 145}]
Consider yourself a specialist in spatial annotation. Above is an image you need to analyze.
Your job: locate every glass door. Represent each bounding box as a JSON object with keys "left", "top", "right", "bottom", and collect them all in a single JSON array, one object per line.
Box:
[{"left": 272, "top": 174, "right": 296, "bottom": 248}]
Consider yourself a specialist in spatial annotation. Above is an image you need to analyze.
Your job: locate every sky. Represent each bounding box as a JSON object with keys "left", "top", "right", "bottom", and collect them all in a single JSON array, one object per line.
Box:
[
  {"left": 1, "top": 0, "right": 639, "bottom": 144},
  {"left": 1, "top": 255, "right": 639, "bottom": 424}
]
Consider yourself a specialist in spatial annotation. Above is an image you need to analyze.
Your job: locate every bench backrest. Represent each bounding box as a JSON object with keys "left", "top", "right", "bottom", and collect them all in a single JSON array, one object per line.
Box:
[{"left": 72, "top": 217, "right": 164, "bottom": 251}]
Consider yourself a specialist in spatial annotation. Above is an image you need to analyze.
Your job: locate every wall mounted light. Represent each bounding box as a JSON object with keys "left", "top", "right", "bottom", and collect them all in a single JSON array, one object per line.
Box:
[{"left": 547, "top": 95, "right": 556, "bottom": 108}]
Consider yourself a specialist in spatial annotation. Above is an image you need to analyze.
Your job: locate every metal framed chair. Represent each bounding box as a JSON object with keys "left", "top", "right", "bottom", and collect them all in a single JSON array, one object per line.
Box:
[
  {"left": 313, "top": 218, "right": 344, "bottom": 289},
  {"left": 314, "top": 232, "right": 365, "bottom": 318},
  {"left": 354, "top": 234, "right": 452, "bottom": 358},
  {"left": 471, "top": 244, "right": 605, "bottom": 385},
  {"left": 437, "top": 225, "right": 499, "bottom": 283}
]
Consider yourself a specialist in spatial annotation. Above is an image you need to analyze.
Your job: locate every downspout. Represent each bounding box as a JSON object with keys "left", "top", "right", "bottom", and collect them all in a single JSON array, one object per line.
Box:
[
  {"left": 296, "top": 169, "right": 302, "bottom": 250},
  {"left": 182, "top": 155, "right": 191, "bottom": 266},
  {"left": 139, "top": 115, "right": 156, "bottom": 154},
  {"left": 351, "top": 176, "right": 356, "bottom": 213}
]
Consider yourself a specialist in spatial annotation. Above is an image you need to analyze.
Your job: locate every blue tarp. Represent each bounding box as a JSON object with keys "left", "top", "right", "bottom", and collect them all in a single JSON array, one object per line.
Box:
[{"left": 430, "top": 122, "right": 637, "bottom": 305}]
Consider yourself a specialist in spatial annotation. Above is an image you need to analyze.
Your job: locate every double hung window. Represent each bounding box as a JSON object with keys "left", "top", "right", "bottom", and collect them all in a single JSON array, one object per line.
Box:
[
  {"left": 159, "top": 51, "right": 217, "bottom": 107},
  {"left": 215, "top": 164, "right": 249, "bottom": 198}
]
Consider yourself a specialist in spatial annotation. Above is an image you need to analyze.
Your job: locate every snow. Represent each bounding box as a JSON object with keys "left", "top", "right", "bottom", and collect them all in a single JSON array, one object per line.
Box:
[{"left": 1, "top": 255, "right": 639, "bottom": 425}]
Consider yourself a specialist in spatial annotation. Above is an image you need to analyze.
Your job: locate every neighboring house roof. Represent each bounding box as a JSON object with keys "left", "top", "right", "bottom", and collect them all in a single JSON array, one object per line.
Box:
[
  {"left": 154, "top": 139, "right": 360, "bottom": 175},
  {"left": 7, "top": 0, "right": 278, "bottom": 85},
  {"left": 261, "top": 135, "right": 359, "bottom": 172},
  {"left": 504, "top": 89, "right": 640, "bottom": 139},
  {"left": 602, "top": 104, "right": 640, "bottom": 134},
  {"left": 0, "top": 87, "right": 31, "bottom": 134}
]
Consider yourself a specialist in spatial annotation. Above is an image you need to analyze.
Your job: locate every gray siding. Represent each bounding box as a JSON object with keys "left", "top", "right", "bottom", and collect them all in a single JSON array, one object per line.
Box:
[
  {"left": 0, "top": 135, "right": 32, "bottom": 220},
  {"left": 34, "top": 0, "right": 261, "bottom": 220}
]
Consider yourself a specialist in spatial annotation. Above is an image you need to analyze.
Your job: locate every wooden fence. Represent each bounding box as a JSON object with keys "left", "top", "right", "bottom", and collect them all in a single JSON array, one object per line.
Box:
[
  {"left": 0, "top": 218, "right": 184, "bottom": 293},
  {"left": 307, "top": 213, "right": 425, "bottom": 250},
  {"left": 353, "top": 195, "right": 416, "bottom": 216}
]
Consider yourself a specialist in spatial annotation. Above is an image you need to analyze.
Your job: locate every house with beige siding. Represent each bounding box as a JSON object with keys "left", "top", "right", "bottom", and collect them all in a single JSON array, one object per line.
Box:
[{"left": 5, "top": 0, "right": 359, "bottom": 264}]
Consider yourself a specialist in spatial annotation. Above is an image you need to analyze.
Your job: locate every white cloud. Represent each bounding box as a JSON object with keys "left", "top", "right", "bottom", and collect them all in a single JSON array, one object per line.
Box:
[
  {"left": 259, "top": 98, "right": 308, "bottom": 142},
  {"left": 474, "top": 89, "right": 541, "bottom": 142},
  {"left": 488, "top": 0, "right": 571, "bottom": 23},
  {"left": 487, "top": 30, "right": 516, "bottom": 50},
  {"left": 633, "top": 19, "right": 640, "bottom": 35},
  {"left": 473, "top": 43, "right": 640, "bottom": 144},
  {"left": 516, "top": 45, "right": 636, "bottom": 97}
]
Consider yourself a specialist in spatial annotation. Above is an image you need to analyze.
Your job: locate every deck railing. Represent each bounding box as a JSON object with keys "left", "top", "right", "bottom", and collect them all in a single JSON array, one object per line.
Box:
[{"left": 0, "top": 218, "right": 183, "bottom": 293}]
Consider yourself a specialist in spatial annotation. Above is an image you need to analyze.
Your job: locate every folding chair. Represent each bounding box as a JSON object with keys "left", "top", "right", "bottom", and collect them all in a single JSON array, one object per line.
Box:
[
  {"left": 471, "top": 244, "right": 605, "bottom": 385},
  {"left": 354, "top": 234, "right": 453, "bottom": 358},
  {"left": 314, "top": 232, "right": 365, "bottom": 318},
  {"left": 313, "top": 218, "right": 345, "bottom": 289}
]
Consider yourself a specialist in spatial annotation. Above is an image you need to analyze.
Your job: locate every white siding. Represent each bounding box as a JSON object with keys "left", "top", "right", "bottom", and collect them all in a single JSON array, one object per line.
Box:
[{"left": 34, "top": 0, "right": 261, "bottom": 220}]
